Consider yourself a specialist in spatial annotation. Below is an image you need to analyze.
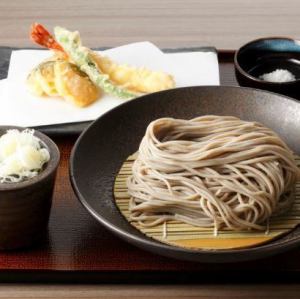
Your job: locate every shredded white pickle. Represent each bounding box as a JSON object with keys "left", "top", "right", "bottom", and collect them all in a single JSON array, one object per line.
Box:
[{"left": 0, "top": 129, "right": 50, "bottom": 183}]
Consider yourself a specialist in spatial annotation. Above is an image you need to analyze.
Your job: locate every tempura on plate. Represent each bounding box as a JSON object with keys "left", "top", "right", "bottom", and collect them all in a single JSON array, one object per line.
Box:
[{"left": 27, "top": 23, "right": 175, "bottom": 107}]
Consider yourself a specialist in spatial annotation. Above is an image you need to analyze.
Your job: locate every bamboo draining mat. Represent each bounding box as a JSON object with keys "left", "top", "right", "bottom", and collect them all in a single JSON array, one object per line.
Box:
[{"left": 114, "top": 154, "right": 300, "bottom": 250}]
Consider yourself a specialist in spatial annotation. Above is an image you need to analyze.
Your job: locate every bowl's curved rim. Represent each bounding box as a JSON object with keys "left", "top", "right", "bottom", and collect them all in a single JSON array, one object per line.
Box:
[
  {"left": 234, "top": 36, "right": 300, "bottom": 85},
  {"left": 69, "top": 85, "right": 300, "bottom": 262}
]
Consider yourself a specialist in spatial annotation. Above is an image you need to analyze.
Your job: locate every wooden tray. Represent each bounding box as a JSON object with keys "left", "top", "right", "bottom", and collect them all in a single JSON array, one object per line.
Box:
[{"left": 1, "top": 49, "right": 300, "bottom": 283}]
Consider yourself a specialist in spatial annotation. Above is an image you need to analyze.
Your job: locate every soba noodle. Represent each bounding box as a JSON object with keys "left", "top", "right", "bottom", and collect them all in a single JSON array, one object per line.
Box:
[{"left": 126, "top": 116, "right": 300, "bottom": 234}]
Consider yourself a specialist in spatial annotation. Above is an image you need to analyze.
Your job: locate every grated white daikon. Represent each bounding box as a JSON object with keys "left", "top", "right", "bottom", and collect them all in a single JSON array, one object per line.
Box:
[
  {"left": 0, "top": 129, "right": 50, "bottom": 183},
  {"left": 259, "top": 69, "right": 296, "bottom": 83}
]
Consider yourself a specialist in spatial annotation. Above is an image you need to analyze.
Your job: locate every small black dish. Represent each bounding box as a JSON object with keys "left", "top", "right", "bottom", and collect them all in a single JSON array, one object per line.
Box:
[
  {"left": 234, "top": 37, "right": 300, "bottom": 99},
  {"left": 70, "top": 86, "right": 300, "bottom": 263},
  {"left": 0, "top": 126, "right": 60, "bottom": 250}
]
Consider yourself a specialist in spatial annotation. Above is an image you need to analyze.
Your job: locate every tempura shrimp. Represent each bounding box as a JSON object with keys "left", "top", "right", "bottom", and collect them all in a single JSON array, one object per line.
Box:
[{"left": 30, "top": 23, "right": 65, "bottom": 54}]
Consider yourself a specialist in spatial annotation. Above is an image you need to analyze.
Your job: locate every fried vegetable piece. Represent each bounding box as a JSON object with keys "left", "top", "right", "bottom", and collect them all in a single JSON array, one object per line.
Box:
[
  {"left": 54, "top": 60, "right": 100, "bottom": 107},
  {"left": 54, "top": 27, "right": 137, "bottom": 99},
  {"left": 35, "top": 60, "right": 58, "bottom": 96},
  {"left": 27, "top": 60, "right": 58, "bottom": 97},
  {"left": 27, "top": 59, "right": 100, "bottom": 107},
  {"left": 54, "top": 27, "right": 175, "bottom": 98},
  {"left": 91, "top": 54, "right": 175, "bottom": 93},
  {"left": 27, "top": 68, "right": 44, "bottom": 97}
]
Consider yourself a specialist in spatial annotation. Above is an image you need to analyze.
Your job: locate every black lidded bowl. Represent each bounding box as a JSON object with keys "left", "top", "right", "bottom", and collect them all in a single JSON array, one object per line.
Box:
[
  {"left": 0, "top": 126, "right": 60, "bottom": 250},
  {"left": 234, "top": 37, "right": 300, "bottom": 99}
]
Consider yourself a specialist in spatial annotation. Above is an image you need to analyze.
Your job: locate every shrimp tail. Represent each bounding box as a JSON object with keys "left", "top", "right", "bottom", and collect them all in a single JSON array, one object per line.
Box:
[{"left": 30, "top": 23, "right": 65, "bottom": 53}]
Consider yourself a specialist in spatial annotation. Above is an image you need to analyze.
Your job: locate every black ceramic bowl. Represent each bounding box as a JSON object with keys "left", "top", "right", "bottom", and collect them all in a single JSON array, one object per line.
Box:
[
  {"left": 70, "top": 86, "right": 300, "bottom": 263},
  {"left": 0, "top": 127, "right": 60, "bottom": 250},
  {"left": 234, "top": 37, "right": 300, "bottom": 99}
]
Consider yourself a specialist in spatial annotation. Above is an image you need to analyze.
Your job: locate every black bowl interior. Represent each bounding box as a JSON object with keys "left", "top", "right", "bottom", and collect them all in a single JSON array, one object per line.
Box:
[
  {"left": 236, "top": 38, "right": 300, "bottom": 81},
  {"left": 70, "top": 86, "right": 300, "bottom": 263}
]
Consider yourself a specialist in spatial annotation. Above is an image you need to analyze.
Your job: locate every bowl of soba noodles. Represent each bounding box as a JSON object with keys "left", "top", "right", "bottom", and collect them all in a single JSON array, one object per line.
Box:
[{"left": 70, "top": 86, "right": 300, "bottom": 263}]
